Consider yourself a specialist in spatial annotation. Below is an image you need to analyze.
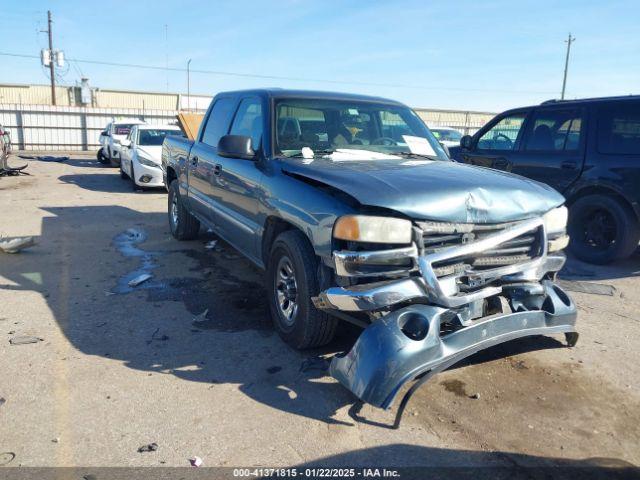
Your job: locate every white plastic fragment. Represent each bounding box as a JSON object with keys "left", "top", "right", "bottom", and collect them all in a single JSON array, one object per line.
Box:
[
  {"left": 205, "top": 240, "right": 218, "bottom": 250},
  {"left": 0, "top": 236, "right": 36, "bottom": 254},
  {"left": 128, "top": 273, "right": 152, "bottom": 287},
  {"left": 189, "top": 456, "right": 203, "bottom": 467}
]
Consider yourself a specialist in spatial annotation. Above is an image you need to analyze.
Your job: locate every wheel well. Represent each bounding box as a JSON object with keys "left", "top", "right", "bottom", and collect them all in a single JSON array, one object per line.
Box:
[
  {"left": 567, "top": 186, "right": 639, "bottom": 219},
  {"left": 166, "top": 166, "right": 177, "bottom": 186},
  {"left": 262, "top": 217, "right": 301, "bottom": 266}
]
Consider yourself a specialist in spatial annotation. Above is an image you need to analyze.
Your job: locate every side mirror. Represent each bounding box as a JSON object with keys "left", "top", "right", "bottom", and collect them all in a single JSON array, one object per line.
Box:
[
  {"left": 217, "top": 135, "right": 255, "bottom": 160},
  {"left": 120, "top": 139, "right": 131, "bottom": 148},
  {"left": 101, "top": 131, "right": 110, "bottom": 138},
  {"left": 460, "top": 135, "right": 473, "bottom": 150}
]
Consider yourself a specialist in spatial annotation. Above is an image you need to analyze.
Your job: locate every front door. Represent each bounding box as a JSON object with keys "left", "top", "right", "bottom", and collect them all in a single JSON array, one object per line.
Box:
[
  {"left": 209, "top": 97, "right": 265, "bottom": 261},
  {"left": 187, "top": 97, "right": 237, "bottom": 223},
  {"left": 459, "top": 110, "right": 530, "bottom": 173}
]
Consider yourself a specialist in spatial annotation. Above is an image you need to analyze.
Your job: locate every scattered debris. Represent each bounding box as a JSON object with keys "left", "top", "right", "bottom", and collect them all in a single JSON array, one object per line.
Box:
[
  {"left": 193, "top": 309, "right": 209, "bottom": 322},
  {"left": 147, "top": 328, "right": 170, "bottom": 345},
  {"left": 9, "top": 336, "right": 43, "bottom": 346},
  {"left": 128, "top": 273, "right": 153, "bottom": 287},
  {"left": 299, "top": 356, "right": 330, "bottom": 373},
  {"left": 0, "top": 236, "right": 36, "bottom": 254},
  {"left": 205, "top": 240, "right": 218, "bottom": 250},
  {"left": 557, "top": 279, "right": 616, "bottom": 296},
  {"left": 470, "top": 393, "right": 480, "bottom": 400},
  {"left": 137, "top": 442, "right": 158, "bottom": 453},
  {"left": 0, "top": 452, "right": 16, "bottom": 466},
  {"left": 52, "top": 438, "right": 60, "bottom": 443},
  {"left": 0, "top": 397, "right": 5, "bottom": 407},
  {"left": 22, "top": 155, "right": 69, "bottom": 163},
  {"left": 189, "top": 456, "right": 203, "bottom": 467}
]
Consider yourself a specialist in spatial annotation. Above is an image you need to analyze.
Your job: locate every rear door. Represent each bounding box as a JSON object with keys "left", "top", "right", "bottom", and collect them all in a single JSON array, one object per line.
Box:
[
  {"left": 208, "top": 96, "right": 265, "bottom": 260},
  {"left": 459, "top": 110, "right": 530, "bottom": 172},
  {"left": 187, "top": 96, "right": 237, "bottom": 223},
  {"left": 515, "top": 106, "right": 587, "bottom": 192}
]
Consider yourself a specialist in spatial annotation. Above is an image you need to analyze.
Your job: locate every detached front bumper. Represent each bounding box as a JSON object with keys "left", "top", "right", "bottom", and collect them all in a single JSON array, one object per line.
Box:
[
  {"left": 331, "top": 280, "right": 577, "bottom": 409},
  {"left": 315, "top": 216, "right": 578, "bottom": 408}
]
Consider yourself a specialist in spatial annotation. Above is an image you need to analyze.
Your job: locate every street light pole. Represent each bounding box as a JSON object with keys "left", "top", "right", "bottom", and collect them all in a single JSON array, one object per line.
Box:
[
  {"left": 561, "top": 33, "right": 576, "bottom": 100},
  {"left": 187, "top": 59, "right": 192, "bottom": 112}
]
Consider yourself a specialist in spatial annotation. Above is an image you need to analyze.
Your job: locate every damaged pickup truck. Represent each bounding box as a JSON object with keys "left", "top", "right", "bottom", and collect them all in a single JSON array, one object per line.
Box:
[{"left": 162, "top": 89, "right": 578, "bottom": 409}]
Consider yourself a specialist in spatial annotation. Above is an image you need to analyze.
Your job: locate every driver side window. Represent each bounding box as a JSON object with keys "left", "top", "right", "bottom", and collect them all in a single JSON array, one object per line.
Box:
[{"left": 477, "top": 113, "right": 527, "bottom": 151}]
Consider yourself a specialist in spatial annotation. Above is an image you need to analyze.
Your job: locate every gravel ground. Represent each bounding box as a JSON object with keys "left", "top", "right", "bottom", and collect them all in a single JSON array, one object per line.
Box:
[{"left": 0, "top": 154, "right": 639, "bottom": 475}]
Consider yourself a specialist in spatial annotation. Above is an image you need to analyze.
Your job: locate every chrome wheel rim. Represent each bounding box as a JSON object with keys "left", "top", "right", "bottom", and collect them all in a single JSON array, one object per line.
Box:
[
  {"left": 275, "top": 256, "right": 298, "bottom": 326},
  {"left": 170, "top": 194, "right": 179, "bottom": 228}
]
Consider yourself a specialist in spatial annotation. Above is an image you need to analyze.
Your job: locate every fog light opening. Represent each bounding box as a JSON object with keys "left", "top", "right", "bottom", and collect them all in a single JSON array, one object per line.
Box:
[
  {"left": 398, "top": 312, "right": 430, "bottom": 341},
  {"left": 139, "top": 175, "right": 152, "bottom": 184},
  {"left": 552, "top": 285, "right": 571, "bottom": 307}
]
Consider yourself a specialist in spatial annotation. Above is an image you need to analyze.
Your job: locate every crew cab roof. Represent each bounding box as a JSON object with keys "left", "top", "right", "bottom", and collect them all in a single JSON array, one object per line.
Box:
[
  {"left": 214, "top": 88, "right": 406, "bottom": 106},
  {"left": 498, "top": 94, "right": 640, "bottom": 117}
]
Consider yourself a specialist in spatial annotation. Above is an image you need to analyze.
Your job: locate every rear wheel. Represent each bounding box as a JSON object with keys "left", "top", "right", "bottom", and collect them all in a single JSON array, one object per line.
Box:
[
  {"left": 168, "top": 179, "right": 200, "bottom": 240},
  {"left": 97, "top": 148, "right": 109, "bottom": 165},
  {"left": 267, "top": 230, "right": 337, "bottom": 349},
  {"left": 568, "top": 194, "right": 640, "bottom": 264}
]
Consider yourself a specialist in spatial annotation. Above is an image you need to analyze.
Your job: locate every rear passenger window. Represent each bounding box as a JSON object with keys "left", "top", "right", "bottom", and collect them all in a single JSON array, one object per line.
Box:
[
  {"left": 597, "top": 105, "right": 640, "bottom": 155},
  {"left": 524, "top": 109, "right": 583, "bottom": 152},
  {"left": 229, "top": 98, "right": 263, "bottom": 150},
  {"left": 201, "top": 98, "right": 236, "bottom": 147}
]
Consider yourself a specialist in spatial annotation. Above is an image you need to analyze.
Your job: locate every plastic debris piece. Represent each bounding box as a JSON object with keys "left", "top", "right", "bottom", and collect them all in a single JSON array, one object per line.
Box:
[
  {"left": 193, "top": 309, "right": 209, "bottom": 322},
  {"left": 0, "top": 236, "right": 36, "bottom": 254},
  {"left": 9, "top": 336, "right": 43, "bottom": 346},
  {"left": 0, "top": 398, "right": 5, "bottom": 407},
  {"left": 128, "top": 273, "right": 152, "bottom": 287},
  {"left": 557, "top": 279, "right": 616, "bottom": 296},
  {"left": 0, "top": 452, "right": 16, "bottom": 466},
  {"left": 189, "top": 456, "right": 203, "bottom": 467},
  {"left": 470, "top": 393, "right": 480, "bottom": 400},
  {"left": 205, "top": 240, "right": 218, "bottom": 250},
  {"left": 137, "top": 443, "right": 158, "bottom": 453}
]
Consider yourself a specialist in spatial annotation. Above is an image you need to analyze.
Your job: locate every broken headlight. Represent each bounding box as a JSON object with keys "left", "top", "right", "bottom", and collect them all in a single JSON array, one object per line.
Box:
[{"left": 333, "top": 215, "right": 412, "bottom": 244}]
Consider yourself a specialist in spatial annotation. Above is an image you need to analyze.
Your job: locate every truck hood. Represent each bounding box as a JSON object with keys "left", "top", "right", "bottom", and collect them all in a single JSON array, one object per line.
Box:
[{"left": 280, "top": 156, "right": 564, "bottom": 223}]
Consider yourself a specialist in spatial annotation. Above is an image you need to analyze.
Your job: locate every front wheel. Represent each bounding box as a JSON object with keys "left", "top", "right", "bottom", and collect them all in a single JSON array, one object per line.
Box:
[
  {"left": 168, "top": 180, "right": 200, "bottom": 240},
  {"left": 568, "top": 194, "right": 640, "bottom": 264},
  {"left": 267, "top": 230, "right": 337, "bottom": 349},
  {"left": 119, "top": 161, "right": 128, "bottom": 179},
  {"left": 97, "top": 148, "right": 109, "bottom": 165}
]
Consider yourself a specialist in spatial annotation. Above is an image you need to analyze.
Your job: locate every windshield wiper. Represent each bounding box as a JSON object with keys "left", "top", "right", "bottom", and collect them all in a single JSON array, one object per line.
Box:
[
  {"left": 286, "top": 149, "right": 335, "bottom": 158},
  {"left": 394, "top": 151, "right": 441, "bottom": 161}
]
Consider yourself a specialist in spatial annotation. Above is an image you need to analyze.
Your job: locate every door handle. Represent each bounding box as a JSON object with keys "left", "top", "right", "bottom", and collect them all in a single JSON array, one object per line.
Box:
[
  {"left": 493, "top": 157, "right": 511, "bottom": 170},
  {"left": 191, "top": 156, "right": 199, "bottom": 166},
  {"left": 561, "top": 161, "right": 577, "bottom": 170},
  {"left": 213, "top": 164, "right": 222, "bottom": 177}
]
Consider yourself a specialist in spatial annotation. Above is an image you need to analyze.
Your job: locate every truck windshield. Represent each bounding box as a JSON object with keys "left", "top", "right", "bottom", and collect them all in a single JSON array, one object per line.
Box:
[
  {"left": 274, "top": 98, "right": 448, "bottom": 160},
  {"left": 138, "top": 129, "right": 180, "bottom": 146}
]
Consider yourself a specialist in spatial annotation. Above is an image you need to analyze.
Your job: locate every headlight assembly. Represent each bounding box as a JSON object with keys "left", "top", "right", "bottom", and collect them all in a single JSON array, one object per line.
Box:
[
  {"left": 333, "top": 215, "right": 412, "bottom": 244},
  {"left": 137, "top": 154, "right": 159, "bottom": 168},
  {"left": 543, "top": 206, "right": 568, "bottom": 237}
]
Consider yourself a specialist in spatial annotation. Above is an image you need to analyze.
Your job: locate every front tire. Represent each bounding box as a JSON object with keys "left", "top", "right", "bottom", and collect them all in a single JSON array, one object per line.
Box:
[
  {"left": 168, "top": 180, "right": 200, "bottom": 240},
  {"left": 267, "top": 230, "right": 337, "bottom": 349},
  {"left": 119, "top": 161, "right": 128, "bottom": 179},
  {"left": 568, "top": 194, "right": 640, "bottom": 264},
  {"left": 97, "top": 148, "right": 109, "bottom": 165}
]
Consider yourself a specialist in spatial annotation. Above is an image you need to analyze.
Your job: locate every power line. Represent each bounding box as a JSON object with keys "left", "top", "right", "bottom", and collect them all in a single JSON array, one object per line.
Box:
[{"left": 0, "top": 50, "right": 561, "bottom": 95}]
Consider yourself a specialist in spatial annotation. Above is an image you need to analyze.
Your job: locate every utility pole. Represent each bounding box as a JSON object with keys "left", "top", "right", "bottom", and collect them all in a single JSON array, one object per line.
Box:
[
  {"left": 164, "top": 24, "right": 169, "bottom": 92},
  {"left": 561, "top": 33, "right": 575, "bottom": 100},
  {"left": 187, "top": 59, "right": 192, "bottom": 112},
  {"left": 47, "top": 10, "right": 56, "bottom": 105}
]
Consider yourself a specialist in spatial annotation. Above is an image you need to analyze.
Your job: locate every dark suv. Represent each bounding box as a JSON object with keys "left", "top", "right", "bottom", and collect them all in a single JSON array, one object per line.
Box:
[{"left": 452, "top": 96, "right": 640, "bottom": 264}]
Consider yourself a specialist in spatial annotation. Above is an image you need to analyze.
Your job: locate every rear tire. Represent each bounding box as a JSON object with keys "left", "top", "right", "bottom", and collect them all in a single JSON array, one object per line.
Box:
[
  {"left": 267, "top": 230, "right": 337, "bottom": 349},
  {"left": 97, "top": 148, "right": 109, "bottom": 165},
  {"left": 168, "top": 179, "right": 200, "bottom": 240},
  {"left": 568, "top": 194, "right": 640, "bottom": 264}
]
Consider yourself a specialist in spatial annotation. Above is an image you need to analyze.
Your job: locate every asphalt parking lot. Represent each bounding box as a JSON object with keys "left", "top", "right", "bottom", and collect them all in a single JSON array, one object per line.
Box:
[{"left": 1, "top": 154, "right": 639, "bottom": 472}]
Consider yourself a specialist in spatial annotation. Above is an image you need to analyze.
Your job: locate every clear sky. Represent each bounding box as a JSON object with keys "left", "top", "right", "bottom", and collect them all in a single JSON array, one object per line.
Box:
[{"left": 1, "top": 0, "right": 638, "bottom": 112}]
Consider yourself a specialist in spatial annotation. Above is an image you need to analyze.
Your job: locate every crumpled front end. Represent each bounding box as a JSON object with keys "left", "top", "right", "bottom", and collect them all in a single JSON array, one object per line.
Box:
[{"left": 313, "top": 215, "right": 578, "bottom": 408}]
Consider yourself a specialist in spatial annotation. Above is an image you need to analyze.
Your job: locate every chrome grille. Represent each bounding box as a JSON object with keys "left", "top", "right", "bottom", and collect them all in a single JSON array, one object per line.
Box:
[{"left": 417, "top": 220, "right": 543, "bottom": 277}]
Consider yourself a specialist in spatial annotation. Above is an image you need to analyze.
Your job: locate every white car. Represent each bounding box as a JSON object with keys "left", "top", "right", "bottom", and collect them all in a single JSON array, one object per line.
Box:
[
  {"left": 99, "top": 120, "right": 145, "bottom": 166},
  {"left": 119, "top": 124, "right": 183, "bottom": 189},
  {"left": 430, "top": 127, "right": 463, "bottom": 148}
]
